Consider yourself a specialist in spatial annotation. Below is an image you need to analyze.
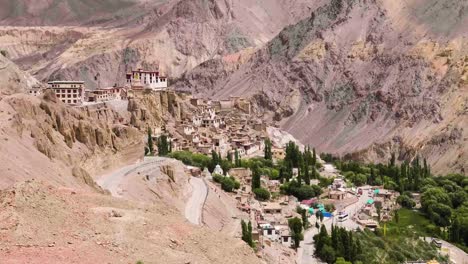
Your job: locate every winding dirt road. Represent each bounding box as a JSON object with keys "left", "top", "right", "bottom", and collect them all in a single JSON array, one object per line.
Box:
[
  {"left": 96, "top": 157, "right": 166, "bottom": 196},
  {"left": 185, "top": 177, "right": 208, "bottom": 225},
  {"left": 97, "top": 157, "right": 208, "bottom": 225}
]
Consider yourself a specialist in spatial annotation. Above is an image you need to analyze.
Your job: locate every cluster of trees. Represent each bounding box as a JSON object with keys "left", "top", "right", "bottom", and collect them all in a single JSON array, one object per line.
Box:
[
  {"left": 314, "top": 225, "right": 362, "bottom": 264},
  {"left": 213, "top": 174, "right": 240, "bottom": 192},
  {"left": 145, "top": 128, "right": 172, "bottom": 156},
  {"left": 281, "top": 181, "right": 322, "bottom": 200},
  {"left": 337, "top": 154, "right": 431, "bottom": 192},
  {"left": 336, "top": 154, "right": 467, "bottom": 250},
  {"left": 419, "top": 174, "right": 467, "bottom": 248},
  {"left": 167, "top": 151, "right": 211, "bottom": 168},
  {"left": 396, "top": 192, "right": 416, "bottom": 209},
  {"left": 356, "top": 228, "right": 444, "bottom": 263},
  {"left": 275, "top": 142, "right": 324, "bottom": 200},
  {"left": 280, "top": 143, "right": 318, "bottom": 185},
  {"left": 250, "top": 163, "right": 271, "bottom": 201},
  {"left": 241, "top": 220, "right": 255, "bottom": 248}
]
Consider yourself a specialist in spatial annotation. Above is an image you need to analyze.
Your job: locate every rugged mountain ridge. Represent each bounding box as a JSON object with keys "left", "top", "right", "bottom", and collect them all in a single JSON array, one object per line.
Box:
[
  {"left": 176, "top": 0, "right": 468, "bottom": 174},
  {"left": 0, "top": 0, "right": 317, "bottom": 90}
]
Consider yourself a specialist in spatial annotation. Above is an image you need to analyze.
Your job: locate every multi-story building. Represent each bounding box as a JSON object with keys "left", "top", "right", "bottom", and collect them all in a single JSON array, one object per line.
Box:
[
  {"left": 48, "top": 81, "right": 84, "bottom": 105},
  {"left": 126, "top": 69, "right": 168, "bottom": 90}
]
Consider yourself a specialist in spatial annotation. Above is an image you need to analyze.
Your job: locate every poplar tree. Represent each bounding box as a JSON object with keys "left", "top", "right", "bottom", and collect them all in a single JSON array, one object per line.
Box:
[
  {"left": 304, "top": 163, "right": 310, "bottom": 185},
  {"left": 147, "top": 127, "right": 153, "bottom": 155},
  {"left": 264, "top": 139, "right": 272, "bottom": 160},
  {"left": 251, "top": 165, "right": 261, "bottom": 190}
]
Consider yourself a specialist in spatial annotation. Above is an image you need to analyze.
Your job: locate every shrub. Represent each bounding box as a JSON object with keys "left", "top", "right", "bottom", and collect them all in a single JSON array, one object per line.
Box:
[
  {"left": 213, "top": 174, "right": 240, "bottom": 193},
  {"left": 397, "top": 195, "right": 416, "bottom": 209},
  {"left": 253, "top": 188, "right": 271, "bottom": 201}
]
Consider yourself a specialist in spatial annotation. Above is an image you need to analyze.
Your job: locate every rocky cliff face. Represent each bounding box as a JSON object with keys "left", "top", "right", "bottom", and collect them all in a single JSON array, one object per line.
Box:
[
  {"left": 176, "top": 0, "right": 468, "bottom": 174},
  {"left": 0, "top": 55, "right": 143, "bottom": 189},
  {"left": 0, "top": 0, "right": 317, "bottom": 89}
]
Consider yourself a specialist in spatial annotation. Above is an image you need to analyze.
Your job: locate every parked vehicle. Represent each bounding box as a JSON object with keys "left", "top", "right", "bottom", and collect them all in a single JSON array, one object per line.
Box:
[
  {"left": 337, "top": 211, "right": 349, "bottom": 222},
  {"left": 431, "top": 239, "right": 442, "bottom": 248}
]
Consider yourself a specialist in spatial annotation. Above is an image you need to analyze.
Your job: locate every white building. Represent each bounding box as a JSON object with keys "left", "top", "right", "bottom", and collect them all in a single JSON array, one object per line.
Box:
[
  {"left": 126, "top": 69, "right": 167, "bottom": 90},
  {"left": 48, "top": 81, "right": 84, "bottom": 105},
  {"left": 213, "top": 164, "right": 224, "bottom": 175},
  {"left": 28, "top": 86, "right": 43, "bottom": 97}
]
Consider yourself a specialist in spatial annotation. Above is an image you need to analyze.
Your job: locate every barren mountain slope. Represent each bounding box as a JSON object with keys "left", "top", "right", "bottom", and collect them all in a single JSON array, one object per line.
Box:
[
  {"left": 0, "top": 0, "right": 318, "bottom": 89},
  {"left": 0, "top": 180, "right": 262, "bottom": 264},
  {"left": 0, "top": 0, "right": 151, "bottom": 26},
  {"left": 176, "top": 0, "right": 468, "bottom": 174}
]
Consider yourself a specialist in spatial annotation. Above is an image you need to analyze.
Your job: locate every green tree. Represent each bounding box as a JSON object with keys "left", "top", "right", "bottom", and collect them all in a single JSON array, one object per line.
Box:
[
  {"left": 253, "top": 188, "right": 270, "bottom": 201},
  {"left": 234, "top": 149, "right": 241, "bottom": 167},
  {"left": 304, "top": 163, "right": 311, "bottom": 185},
  {"left": 288, "top": 217, "right": 304, "bottom": 249},
  {"left": 335, "top": 257, "right": 351, "bottom": 264},
  {"left": 450, "top": 217, "right": 461, "bottom": 243},
  {"left": 312, "top": 148, "right": 317, "bottom": 166},
  {"left": 157, "top": 134, "right": 170, "bottom": 156},
  {"left": 396, "top": 194, "right": 415, "bottom": 209},
  {"left": 264, "top": 139, "right": 273, "bottom": 160},
  {"left": 147, "top": 127, "right": 154, "bottom": 155},
  {"left": 376, "top": 204, "right": 382, "bottom": 222},
  {"left": 247, "top": 221, "right": 254, "bottom": 248},
  {"left": 251, "top": 165, "right": 261, "bottom": 189},
  {"left": 301, "top": 208, "right": 309, "bottom": 229}
]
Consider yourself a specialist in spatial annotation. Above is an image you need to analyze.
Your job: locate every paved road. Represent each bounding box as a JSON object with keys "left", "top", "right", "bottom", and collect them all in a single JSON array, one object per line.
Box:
[
  {"left": 298, "top": 187, "right": 372, "bottom": 264},
  {"left": 424, "top": 237, "right": 468, "bottom": 264},
  {"left": 96, "top": 157, "right": 167, "bottom": 196},
  {"left": 184, "top": 177, "right": 208, "bottom": 225}
]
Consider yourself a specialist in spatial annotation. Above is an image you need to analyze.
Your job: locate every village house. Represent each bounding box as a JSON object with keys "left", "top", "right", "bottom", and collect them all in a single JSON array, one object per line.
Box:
[
  {"left": 332, "top": 178, "right": 346, "bottom": 189},
  {"left": 85, "top": 87, "right": 123, "bottom": 102},
  {"left": 259, "top": 224, "right": 281, "bottom": 242},
  {"left": 28, "top": 86, "right": 43, "bottom": 97},
  {"left": 48, "top": 81, "right": 84, "bottom": 105},
  {"left": 280, "top": 229, "right": 293, "bottom": 248},
  {"left": 272, "top": 147, "right": 285, "bottom": 161},
  {"left": 262, "top": 202, "right": 282, "bottom": 214},
  {"left": 329, "top": 190, "right": 346, "bottom": 200},
  {"left": 126, "top": 69, "right": 167, "bottom": 91}
]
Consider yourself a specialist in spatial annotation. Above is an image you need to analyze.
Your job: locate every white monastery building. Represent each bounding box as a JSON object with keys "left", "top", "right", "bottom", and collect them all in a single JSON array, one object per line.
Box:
[
  {"left": 126, "top": 69, "right": 168, "bottom": 90},
  {"left": 48, "top": 81, "right": 84, "bottom": 105}
]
